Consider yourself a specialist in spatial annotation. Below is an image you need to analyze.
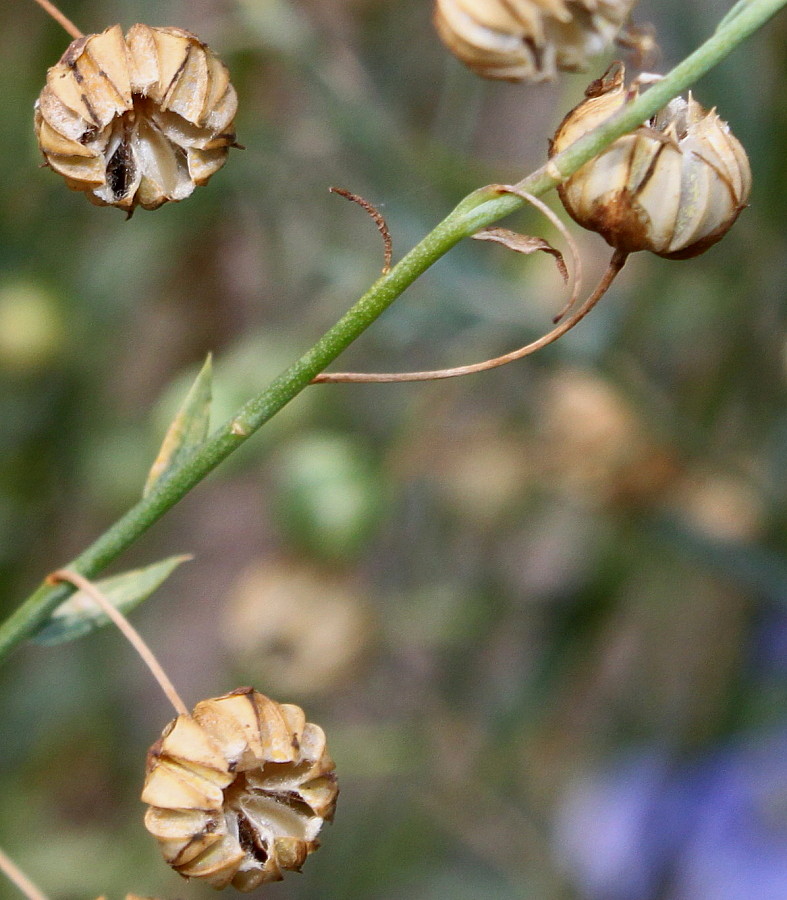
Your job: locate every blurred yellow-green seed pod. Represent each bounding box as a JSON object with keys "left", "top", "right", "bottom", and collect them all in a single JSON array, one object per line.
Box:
[
  {"left": 273, "top": 433, "right": 386, "bottom": 561},
  {"left": 0, "top": 279, "right": 64, "bottom": 373},
  {"left": 222, "top": 558, "right": 374, "bottom": 697}
]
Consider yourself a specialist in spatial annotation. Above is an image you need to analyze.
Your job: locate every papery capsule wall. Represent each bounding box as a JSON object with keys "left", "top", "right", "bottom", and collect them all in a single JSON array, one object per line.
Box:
[
  {"left": 551, "top": 65, "right": 751, "bottom": 258},
  {"left": 34, "top": 24, "right": 238, "bottom": 212},
  {"left": 142, "top": 688, "right": 338, "bottom": 892},
  {"left": 433, "top": 0, "right": 638, "bottom": 82}
]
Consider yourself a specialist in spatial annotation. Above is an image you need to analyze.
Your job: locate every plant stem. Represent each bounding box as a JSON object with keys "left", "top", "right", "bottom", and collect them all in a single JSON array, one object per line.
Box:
[
  {"left": 0, "top": 0, "right": 783, "bottom": 665},
  {"left": 312, "top": 249, "right": 627, "bottom": 382}
]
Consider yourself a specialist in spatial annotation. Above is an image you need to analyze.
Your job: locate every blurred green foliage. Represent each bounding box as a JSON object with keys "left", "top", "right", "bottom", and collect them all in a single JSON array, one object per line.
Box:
[{"left": 0, "top": 1, "right": 786, "bottom": 898}]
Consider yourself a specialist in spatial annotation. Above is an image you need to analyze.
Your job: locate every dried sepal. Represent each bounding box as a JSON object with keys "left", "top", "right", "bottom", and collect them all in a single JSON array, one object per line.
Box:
[
  {"left": 35, "top": 24, "right": 238, "bottom": 212},
  {"left": 142, "top": 687, "right": 338, "bottom": 891},
  {"left": 473, "top": 227, "right": 569, "bottom": 283},
  {"left": 433, "top": 0, "right": 638, "bottom": 82},
  {"left": 551, "top": 64, "right": 751, "bottom": 258}
]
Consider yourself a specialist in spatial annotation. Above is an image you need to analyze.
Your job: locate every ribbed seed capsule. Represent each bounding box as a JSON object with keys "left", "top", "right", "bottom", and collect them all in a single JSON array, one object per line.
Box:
[
  {"left": 433, "top": 0, "right": 638, "bottom": 82},
  {"left": 142, "top": 687, "right": 338, "bottom": 891},
  {"left": 551, "top": 64, "right": 751, "bottom": 258},
  {"left": 34, "top": 24, "right": 238, "bottom": 212}
]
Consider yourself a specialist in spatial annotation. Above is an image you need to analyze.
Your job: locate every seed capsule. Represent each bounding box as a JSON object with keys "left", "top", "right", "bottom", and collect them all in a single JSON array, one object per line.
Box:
[
  {"left": 433, "top": 0, "right": 638, "bottom": 82},
  {"left": 142, "top": 687, "right": 338, "bottom": 891},
  {"left": 34, "top": 24, "right": 238, "bottom": 212},
  {"left": 550, "top": 64, "right": 751, "bottom": 259}
]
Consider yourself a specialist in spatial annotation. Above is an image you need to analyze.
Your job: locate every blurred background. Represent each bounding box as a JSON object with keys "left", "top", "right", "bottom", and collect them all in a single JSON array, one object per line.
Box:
[{"left": 0, "top": 0, "right": 786, "bottom": 898}]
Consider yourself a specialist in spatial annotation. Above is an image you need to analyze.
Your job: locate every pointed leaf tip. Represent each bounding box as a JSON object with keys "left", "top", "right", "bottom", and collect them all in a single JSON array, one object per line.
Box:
[
  {"left": 144, "top": 354, "right": 213, "bottom": 496},
  {"left": 32, "top": 555, "right": 192, "bottom": 646}
]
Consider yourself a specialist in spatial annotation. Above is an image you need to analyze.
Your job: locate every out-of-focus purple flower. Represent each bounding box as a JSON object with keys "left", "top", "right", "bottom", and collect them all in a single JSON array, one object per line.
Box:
[
  {"left": 554, "top": 748, "right": 696, "bottom": 900},
  {"left": 752, "top": 607, "right": 787, "bottom": 678},
  {"left": 554, "top": 732, "right": 787, "bottom": 900},
  {"left": 673, "top": 733, "right": 787, "bottom": 900}
]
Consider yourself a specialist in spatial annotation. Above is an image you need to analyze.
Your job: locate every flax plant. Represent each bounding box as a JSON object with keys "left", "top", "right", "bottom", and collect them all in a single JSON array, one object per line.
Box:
[{"left": 0, "top": 0, "right": 782, "bottom": 663}]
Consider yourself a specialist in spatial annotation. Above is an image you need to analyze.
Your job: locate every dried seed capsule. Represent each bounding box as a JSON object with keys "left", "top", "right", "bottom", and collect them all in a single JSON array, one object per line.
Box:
[
  {"left": 433, "top": 0, "right": 638, "bottom": 82},
  {"left": 142, "top": 687, "right": 338, "bottom": 891},
  {"left": 35, "top": 24, "right": 238, "bottom": 212},
  {"left": 550, "top": 64, "right": 751, "bottom": 259}
]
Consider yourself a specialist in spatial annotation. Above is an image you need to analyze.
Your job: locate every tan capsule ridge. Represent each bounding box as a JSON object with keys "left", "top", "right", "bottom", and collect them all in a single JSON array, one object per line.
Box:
[
  {"left": 34, "top": 24, "right": 238, "bottom": 212},
  {"left": 142, "top": 687, "right": 338, "bottom": 892},
  {"left": 433, "top": 0, "right": 638, "bottom": 82},
  {"left": 551, "top": 64, "right": 751, "bottom": 258}
]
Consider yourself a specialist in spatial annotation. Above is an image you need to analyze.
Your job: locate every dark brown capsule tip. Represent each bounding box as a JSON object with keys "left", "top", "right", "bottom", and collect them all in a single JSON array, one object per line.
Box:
[{"left": 59, "top": 35, "right": 90, "bottom": 67}]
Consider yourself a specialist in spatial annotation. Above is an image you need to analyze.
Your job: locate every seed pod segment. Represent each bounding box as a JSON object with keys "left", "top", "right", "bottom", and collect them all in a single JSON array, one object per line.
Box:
[
  {"left": 550, "top": 64, "right": 751, "bottom": 259},
  {"left": 433, "top": 0, "right": 638, "bottom": 82},
  {"left": 35, "top": 24, "right": 238, "bottom": 212},
  {"left": 142, "top": 687, "right": 338, "bottom": 891}
]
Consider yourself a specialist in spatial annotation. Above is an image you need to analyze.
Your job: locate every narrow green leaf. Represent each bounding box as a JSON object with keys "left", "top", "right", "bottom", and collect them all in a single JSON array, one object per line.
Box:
[
  {"left": 31, "top": 555, "right": 192, "bottom": 646},
  {"left": 144, "top": 354, "right": 213, "bottom": 497}
]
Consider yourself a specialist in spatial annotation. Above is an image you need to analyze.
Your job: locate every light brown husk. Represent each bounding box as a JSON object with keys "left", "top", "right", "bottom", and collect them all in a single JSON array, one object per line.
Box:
[
  {"left": 142, "top": 687, "right": 338, "bottom": 891},
  {"left": 35, "top": 24, "right": 238, "bottom": 212},
  {"left": 551, "top": 64, "right": 751, "bottom": 258},
  {"left": 433, "top": 0, "right": 637, "bottom": 82}
]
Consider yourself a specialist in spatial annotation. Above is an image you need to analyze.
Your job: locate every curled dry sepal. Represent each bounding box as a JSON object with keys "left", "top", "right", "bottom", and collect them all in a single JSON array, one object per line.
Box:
[
  {"left": 551, "top": 64, "right": 752, "bottom": 259},
  {"left": 142, "top": 687, "right": 338, "bottom": 891},
  {"left": 433, "top": 0, "right": 638, "bottom": 82},
  {"left": 35, "top": 24, "right": 238, "bottom": 212}
]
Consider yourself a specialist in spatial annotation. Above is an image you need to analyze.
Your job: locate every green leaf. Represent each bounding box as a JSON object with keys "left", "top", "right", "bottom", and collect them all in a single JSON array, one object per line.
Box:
[
  {"left": 144, "top": 354, "right": 213, "bottom": 496},
  {"left": 32, "top": 555, "right": 192, "bottom": 646}
]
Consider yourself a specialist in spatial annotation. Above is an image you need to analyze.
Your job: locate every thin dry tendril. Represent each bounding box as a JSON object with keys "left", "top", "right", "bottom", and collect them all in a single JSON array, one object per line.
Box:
[
  {"left": 30, "top": 0, "right": 83, "bottom": 39},
  {"left": 0, "top": 846, "right": 49, "bottom": 900},
  {"left": 46, "top": 569, "right": 190, "bottom": 717},
  {"left": 312, "top": 250, "right": 626, "bottom": 382},
  {"left": 492, "top": 185, "right": 584, "bottom": 323},
  {"left": 330, "top": 187, "right": 393, "bottom": 274},
  {"left": 310, "top": 188, "right": 625, "bottom": 385}
]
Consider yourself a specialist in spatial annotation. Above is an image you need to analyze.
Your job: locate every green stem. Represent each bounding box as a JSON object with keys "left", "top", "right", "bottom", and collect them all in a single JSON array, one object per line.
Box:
[{"left": 0, "top": 0, "right": 783, "bottom": 663}]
